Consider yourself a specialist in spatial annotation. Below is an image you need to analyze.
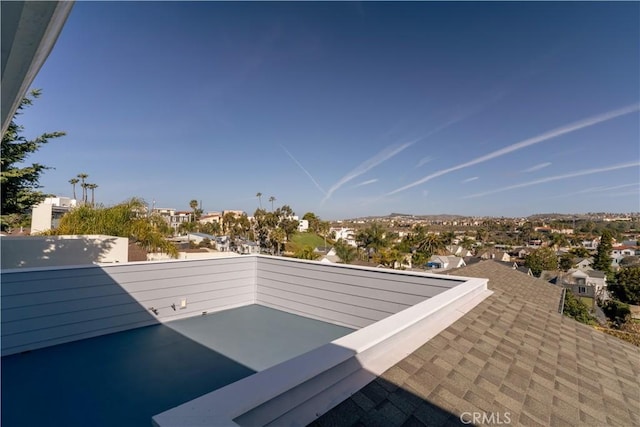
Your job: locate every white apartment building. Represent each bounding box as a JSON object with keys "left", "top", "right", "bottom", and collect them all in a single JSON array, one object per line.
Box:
[
  {"left": 152, "top": 208, "right": 191, "bottom": 232},
  {"left": 199, "top": 212, "right": 222, "bottom": 226},
  {"left": 331, "top": 227, "right": 357, "bottom": 247},
  {"left": 31, "top": 197, "right": 77, "bottom": 233}
]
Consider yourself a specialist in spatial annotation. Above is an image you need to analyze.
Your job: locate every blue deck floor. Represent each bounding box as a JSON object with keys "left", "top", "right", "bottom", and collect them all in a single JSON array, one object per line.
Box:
[{"left": 1, "top": 304, "right": 354, "bottom": 427}]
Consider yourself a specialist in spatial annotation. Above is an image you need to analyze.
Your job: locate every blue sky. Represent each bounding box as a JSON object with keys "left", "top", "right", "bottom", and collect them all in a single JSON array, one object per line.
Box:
[{"left": 20, "top": 2, "right": 640, "bottom": 219}]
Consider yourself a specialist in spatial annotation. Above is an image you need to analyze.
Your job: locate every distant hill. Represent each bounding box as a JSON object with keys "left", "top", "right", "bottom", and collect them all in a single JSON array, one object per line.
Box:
[
  {"left": 527, "top": 213, "right": 638, "bottom": 221},
  {"left": 347, "top": 213, "right": 468, "bottom": 221},
  {"left": 338, "top": 212, "right": 638, "bottom": 223}
]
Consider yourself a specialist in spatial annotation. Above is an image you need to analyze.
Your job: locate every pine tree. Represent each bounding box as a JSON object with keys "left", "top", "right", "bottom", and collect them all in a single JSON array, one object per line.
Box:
[
  {"left": 593, "top": 230, "right": 613, "bottom": 275},
  {"left": 1, "top": 90, "right": 65, "bottom": 229},
  {"left": 525, "top": 247, "right": 558, "bottom": 277}
]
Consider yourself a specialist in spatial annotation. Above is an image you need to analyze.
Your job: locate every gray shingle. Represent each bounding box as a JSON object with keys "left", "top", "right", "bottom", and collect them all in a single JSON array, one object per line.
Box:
[{"left": 313, "top": 261, "right": 640, "bottom": 427}]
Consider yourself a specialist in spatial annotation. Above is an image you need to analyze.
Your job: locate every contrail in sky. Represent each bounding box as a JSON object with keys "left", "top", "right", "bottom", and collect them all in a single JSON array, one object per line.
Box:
[
  {"left": 608, "top": 190, "right": 640, "bottom": 198},
  {"left": 523, "top": 162, "right": 552, "bottom": 173},
  {"left": 462, "top": 177, "right": 479, "bottom": 183},
  {"left": 280, "top": 145, "right": 326, "bottom": 195},
  {"left": 321, "top": 92, "right": 504, "bottom": 203},
  {"left": 416, "top": 156, "right": 433, "bottom": 168},
  {"left": 322, "top": 140, "right": 416, "bottom": 204},
  {"left": 323, "top": 100, "right": 501, "bottom": 203},
  {"left": 386, "top": 103, "right": 640, "bottom": 196},
  {"left": 571, "top": 182, "right": 639, "bottom": 195},
  {"left": 550, "top": 182, "right": 640, "bottom": 199},
  {"left": 464, "top": 162, "right": 640, "bottom": 198},
  {"left": 352, "top": 179, "right": 379, "bottom": 188}
]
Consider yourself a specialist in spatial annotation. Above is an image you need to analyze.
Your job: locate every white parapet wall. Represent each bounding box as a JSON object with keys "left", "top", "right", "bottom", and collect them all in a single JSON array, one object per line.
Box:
[
  {"left": 256, "top": 256, "right": 466, "bottom": 329},
  {"left": 148, "top": 251, "right": 243, "bottom": 261},
  {"left": 152, "top": 257, "right": 491, "bottom": 427},
  {"left": 1, "top": 257, "right": 256, "bottom": 356},
  {"left": 0, "top": 234, "right": 129, "bottom": 268},
  {"left": 0, "top": 255, "right": 490, "bottom": 424}
]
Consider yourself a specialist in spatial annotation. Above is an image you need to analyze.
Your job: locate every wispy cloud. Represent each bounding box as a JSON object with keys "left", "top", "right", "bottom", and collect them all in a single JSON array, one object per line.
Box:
[
  {"left": 322, "top": 140, "right": 416, "bottom": 204},
  {"left": 280, "top": 145, "right": 326, "bottom": 196},
  {"left": 324, "top": 98, "right": 504, "bottom": 203},
  {"left": 462, "top": 177, "right": 479, "bottom": 183},
  {"left": 464, "top": 162, "right": 640, "bottom": 199},
  {"left": 321, "top": 105, "right": 503, "bottom": 203},
  {"left": 351, "top": 179, "right": 378, "bottom": 188},
  {"left": 416, "top": 156, "right": 433, "bottom": 168},
  {"left": 552, "top": 182, "right": 640, "bottom": 199},
  {"left": 575, "top": 183, "right": 638, "bottom": 194},
  {"left": 523, "top": 162, "right": 552, "bottom": 173},
  {"left": 414, "top": 91, "right": 504, "bottom": 147},
  {"left": 608, "top": 190, "right": 640, "bottom": 198},
  {"left": 386, "top": 103, "right": 640, "bottom": 196}
]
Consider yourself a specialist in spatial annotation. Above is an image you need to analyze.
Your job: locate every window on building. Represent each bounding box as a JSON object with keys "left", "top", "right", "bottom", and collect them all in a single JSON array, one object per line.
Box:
[{"left": 578, "top": 286, "right": 586, "bottom": 294}]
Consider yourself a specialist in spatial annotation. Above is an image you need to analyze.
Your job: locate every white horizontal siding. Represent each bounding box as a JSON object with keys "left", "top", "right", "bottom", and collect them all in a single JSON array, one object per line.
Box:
[
  {"left": 152, "top": 276, "right": 490, "bottom": 427},
  {"left": 1, "top": 257, "right": 256, "bottom": 355},
  {"left": 2, "top": 286, "right": 255, "bottom": 334},
  {"left": 1, "top": 256, "right": 465, "bottom": 356},
  {"left": 255, "top": 257, "right": 462, "bottom": 329},
  {"left": 257, "top": 294, "right": 378, "bottom": 329}
]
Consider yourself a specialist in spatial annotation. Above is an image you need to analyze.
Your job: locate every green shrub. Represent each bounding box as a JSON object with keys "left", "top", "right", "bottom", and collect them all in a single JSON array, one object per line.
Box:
[
  {"left": 563, "top": 290, "right": 597, "bottom": 325},
  {"left": 198, "top": 238, "right": 212, "bottom": 248},
  {"left": 601, "top": 300, "right": 631, "bottom": 327},
  {"left": 610, "top": 266, "right": 640, "bottom": 305}
]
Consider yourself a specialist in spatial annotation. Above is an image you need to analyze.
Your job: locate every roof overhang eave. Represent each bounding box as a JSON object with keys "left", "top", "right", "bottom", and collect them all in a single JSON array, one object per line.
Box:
[{"left": 1, "top": 1, "right": 74, "bottom": 135}]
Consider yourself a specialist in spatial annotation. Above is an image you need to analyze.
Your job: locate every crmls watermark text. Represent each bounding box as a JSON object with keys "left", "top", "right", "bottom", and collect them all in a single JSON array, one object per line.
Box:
[{"left": 460, "top": 411, "right": 512, "bottom": 425}]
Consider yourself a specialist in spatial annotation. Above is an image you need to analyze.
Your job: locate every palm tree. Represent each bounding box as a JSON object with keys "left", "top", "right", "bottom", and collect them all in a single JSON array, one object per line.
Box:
[
  {"left": 415, "top": 233, "right": 446, "bottom": 257},
  {"left": 441, "top": 230, "right": 456, "bottom": 246},
  {"left": 256, "top": 192, "right": 263, "bottom": 209},
  {"left": 295, "top": 245, "right": 319, "bottom": 260},
  {"left": 518, "top": 221, "right": 534, "bottom": 245},
  {"left": 460, "top": 236, "right": 475, "bottom": 251},
  {"left": 270, "top": 227, "right": 285, "bottom": 255},
  {"left": 222, "top": 212, "right": 237, "bottom": 236},
  {"left": 53, "top": 198, "right": 179, "bottom": 258},
  {"left": 80, "top": 183, "right": 88, "bottom": 205},
  {"left": 356, "top": 222, "right": 388, "bottom": 255},
  {"left": 334, "top": 240, "right": 356, "bottom": 264},
  {"left": 373, "top": 248, "right": 405, "bottom": 269},
  {"left": 318, "top": 220, "right": 330, "bottom": 248},
  {"left": 69, "top": 178, "right": 79, "bottom": 201},
  {"left": 268, "top": 196, "right": 276, "bottom": 211},
  {"left": 86, "top": 183, "right": 98, "bottom": 206},
  {"left": 189, "top": 199, "right": 198, "bottom": 222},
  {"left": 475, "top": 227, "right": 489, "bottom": 244},
  {"left": 77, "top": 173, "right": 88, "bottom": 204}
]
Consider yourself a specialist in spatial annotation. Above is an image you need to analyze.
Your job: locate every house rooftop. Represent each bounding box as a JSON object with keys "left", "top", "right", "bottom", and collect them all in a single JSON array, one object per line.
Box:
[
  {"left": 448, "top": 261, "right": 564, "bottom": 310},
  {"left": 586, "top": 270, "right": 607, "bottom": 279},
  {"left": 314, "top": 261, "right": 640, "bottom": 426},
  {"left": 187, "top": 232, "right": 216, "bottom": 239}
]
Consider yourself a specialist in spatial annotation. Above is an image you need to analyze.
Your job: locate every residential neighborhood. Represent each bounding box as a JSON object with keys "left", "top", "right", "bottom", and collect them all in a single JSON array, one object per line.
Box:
[
  {"left": 12, "top": 195, "right": 640, "bottom": 273},
  {"left": 7, "top": 195, "right": 640, "bottom": 344}
]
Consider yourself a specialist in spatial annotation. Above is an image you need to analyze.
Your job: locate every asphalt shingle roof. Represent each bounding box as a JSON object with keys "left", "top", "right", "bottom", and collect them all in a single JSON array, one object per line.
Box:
[
  {"left": 312, "top": 261, "right": 640, "bottom": 427},
  {"left": 446, "top": 260, "right": 565, "bottom": 313}
]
